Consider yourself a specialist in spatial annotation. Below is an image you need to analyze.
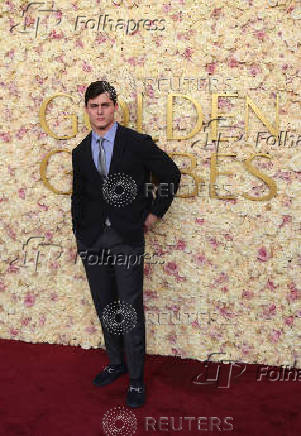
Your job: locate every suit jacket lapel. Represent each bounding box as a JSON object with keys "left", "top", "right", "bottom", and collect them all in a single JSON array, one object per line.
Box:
[
  {"left": 84, "top": 121, "right": 125, "bottom": 184},
  {"left": 108, "top": 121, "right": 124, "bottom": 174}
]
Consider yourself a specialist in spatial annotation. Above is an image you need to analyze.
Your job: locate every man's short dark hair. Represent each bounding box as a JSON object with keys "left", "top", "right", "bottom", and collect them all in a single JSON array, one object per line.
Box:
[{"left": 85, "top": 81, "right": 117, "bottom": 106}]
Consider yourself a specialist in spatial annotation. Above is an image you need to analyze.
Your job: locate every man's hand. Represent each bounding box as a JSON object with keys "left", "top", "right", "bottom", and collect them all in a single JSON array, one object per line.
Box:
[{"left": 144, "top": 213, "right": 159, "bottom": 232}]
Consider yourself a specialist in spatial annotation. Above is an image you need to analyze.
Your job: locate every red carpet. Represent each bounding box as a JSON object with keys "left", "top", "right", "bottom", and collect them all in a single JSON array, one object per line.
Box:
[{"left": 0, "top": 338, "right": 300, "bottom": 435}]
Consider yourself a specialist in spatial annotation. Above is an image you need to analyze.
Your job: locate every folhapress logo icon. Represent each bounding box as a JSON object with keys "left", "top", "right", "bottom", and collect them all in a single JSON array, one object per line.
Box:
[{"left": 102, "top": 406, "right": 137, "bottom": 436}]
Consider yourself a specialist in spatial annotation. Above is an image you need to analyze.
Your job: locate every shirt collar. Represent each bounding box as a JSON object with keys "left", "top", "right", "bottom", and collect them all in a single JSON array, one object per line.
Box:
[{"left": 92, "top": 121, "right": 118, "bottom": 142}]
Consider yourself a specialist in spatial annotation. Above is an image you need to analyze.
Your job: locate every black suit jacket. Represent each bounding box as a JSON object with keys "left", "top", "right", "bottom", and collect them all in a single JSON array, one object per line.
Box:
[{"left": 71, "top": 121, "right": 181, "bottom": 246}]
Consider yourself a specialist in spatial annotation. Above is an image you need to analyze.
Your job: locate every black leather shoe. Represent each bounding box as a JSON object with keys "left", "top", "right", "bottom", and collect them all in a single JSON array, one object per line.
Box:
[
  {"left": 126, "top": 383, "right": 145, "bottom": 408},
  {"left": 93, "top": 364, "right": 128, "bottom": 387}
]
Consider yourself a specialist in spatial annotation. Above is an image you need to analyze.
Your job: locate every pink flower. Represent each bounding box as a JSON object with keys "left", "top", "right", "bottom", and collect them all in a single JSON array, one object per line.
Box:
[
  {"left": 209, "top": 237, "right": 220, "bottom": 248},
  {"left": 270, "top": 329, "right": 281, "bottom": 343},
  {"left": 37, "top": 199, "right": 48, "bottom": 211},
  {"left": 167, "top": 334, "right": 177, "bottom": 344},
  {"left": 85, "top": 325, "right": 97, "bottom": 334},
  {"left": 0, "top": 280, "right": 7, "bottom": 292},
  {"left": 267, "top": 279, "right": 278, "bottom": 291},
  {"left": 127, "top": 57, "right": 137, "bottom": 66},
  {"left": 273, "top": 170, "right": 292, "bottom": 181},
  {"left": 8, "top": 165, "right": 15, "bottom": 176},
  {"left": 206, "top": 63, "right": 216, "bottom": 74},
  {"left": 263, "top": 304, "right": 277, "bottom": 317},
  {"left": 211, "top": 8, "right": 222, "bottom": 18},
  {"left": 18, "top": 188, "right": 26, "bottom": 199},
  {"left": 219, "top": 306, "right": 234, "bottom": 318},
  {"left": 50, "top": 292, "right": 58, "bottom": 301},
  {"left": 49, "top": 29, "right": 64, "bottom": 39},
  {"left": 77, "top": 84, "right": 86, "bottom": 96},
  {"left": 242, "top": 343, "right": 252, "bottom": 355},
  {"left": 284, "top": 316, "right": 294, "bottom": 326},
  {"left": 82, "top": 61, "right": 92, "bottom": 72},
  {"left": 10, "top": 328, "right": 19, "bottom": 337},
  {"left": 49, "top": 261, "right": 59, "bottom": 270},
  {"left": 176, "top": 275, "right": 186, "bottom": 282},
  {"left": 21, "top": 317, "right": 31, "bottom": 326},
  {"left": 7, "top": 226, "right": 16, "bottom": 240},
  {"left": 143, "top": 263, "right": 151, "bottom": 277},
  {"left": 45, "top": 231, "right": 53, "bottom": 240},
  {"left": 183, "top": 48, "right": 193, "bottom": 60},
  {"left": 24, "top": 292, "right": 36, "bottom": 307},
  {"left": 249, "top": 64, "right": 261, "bottom": 76},
  {"left": 162, "top": 3, "right": 172, "bottom": 13},
  {"left": 228, "top": 57, "right": 239, "bottom": 68},
  {"left": 16, "top": 126, "right": 28, "bottom": 139},
  {"left": 75, "top": 38, "right": 84, "bottom": 48},
  {"left": 287, "top": 289, "right": 298, "bottom": 302},
  {"left": 0, "top": 133, "right": 11, "bottom": 143},
  {"left": 195, "top": 253, "right": 206, "bottom": 265},
  {"left": 7, "top": 49, "right": 15, "bottom": 60},
  {"left": 288, "top": 282, "right": 298, "bottom": 291},
  {"left": 8, "top": 262, "right": 19, "bottom": 273},
  {"left": 176, "top": 240, "right": 186, "bottom": 250},
  {"left": 280, "top": 215, "right": 292, "bottom": 227},
  {"left": 39, "top": 315, "right": 46, "bottom": 326},
  {"left": 242, "top": 289, "right": 254, "bottom": 299},
  {"left": 215, "top": 272, "right": 229, "bottom": 284},
  {"left": 171, "top": 13, "right": 181, "bottom": 21},
  {"left": 286, "top": 283, "right": 299, "bottom": 302},
  {"left": 96, "top": 33, "right": 107, "bottom": 44},
  {"left": 167, "top": 305, "right": 180, "bottom": 312},
  {"left": 254, "top": 30, "right": 266, "bottom": 40},
  {"left": 191, "top": 320, "right": 200, "bottom": 328},
  {"left": 257, "top": 246, "right": 269, "bottom": 262},
  {"left": 164, "top": 262, "right": 178, "bottom": 275},
  {"left": 144, "top": 290, "right": 157, "bottom": 301},
  {"left": 195, "top": 218, "right": 205, "bottom": 225}
]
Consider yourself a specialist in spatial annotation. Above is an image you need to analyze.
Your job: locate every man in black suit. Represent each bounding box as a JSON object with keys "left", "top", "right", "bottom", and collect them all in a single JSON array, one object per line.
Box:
[{"left": 71, "top": 80, "right": 181, "bottom": 408}]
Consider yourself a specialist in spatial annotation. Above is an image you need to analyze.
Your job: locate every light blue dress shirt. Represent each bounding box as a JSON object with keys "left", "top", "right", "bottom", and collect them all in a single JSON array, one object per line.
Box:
[
  {"left": 91, "top": 120, "right": 118, "bottom": 174},
  {"left": 91, "top": 121, "right": 118, "bottom": 225}
]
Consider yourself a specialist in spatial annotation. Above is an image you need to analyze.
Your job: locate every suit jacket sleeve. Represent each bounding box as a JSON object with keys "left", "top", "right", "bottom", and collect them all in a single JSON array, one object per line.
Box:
[
  {"left": 136, "top": 134, "right": 181, "bottom": 218},
  {"left": 71, "top": 149, "right": 84, "bottom": 235}
]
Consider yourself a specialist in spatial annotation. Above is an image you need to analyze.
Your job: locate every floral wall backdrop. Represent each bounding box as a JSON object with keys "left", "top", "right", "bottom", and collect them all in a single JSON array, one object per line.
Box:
[{"left": 0, "top": 0, "right": 300, "bottom": 367}]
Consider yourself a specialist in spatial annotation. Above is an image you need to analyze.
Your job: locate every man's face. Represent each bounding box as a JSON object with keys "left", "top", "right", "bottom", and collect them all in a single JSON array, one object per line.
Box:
[{"left": 85, "top": 92, "right": 118, "bottom": 132}]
